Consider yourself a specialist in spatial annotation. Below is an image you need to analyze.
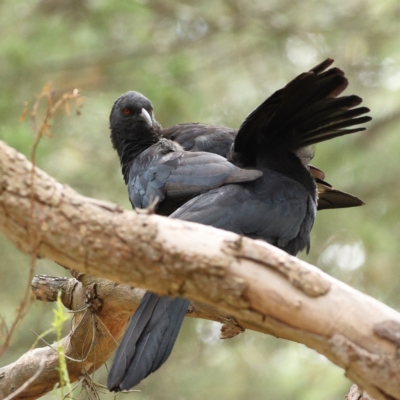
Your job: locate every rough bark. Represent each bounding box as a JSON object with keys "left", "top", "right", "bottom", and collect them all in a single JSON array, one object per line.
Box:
[
  {"left": 347, "top": 384, "right": 375, "bottom": 400},
  {"left": 0, "top": 140, "right": 400, "bottom": 400}
]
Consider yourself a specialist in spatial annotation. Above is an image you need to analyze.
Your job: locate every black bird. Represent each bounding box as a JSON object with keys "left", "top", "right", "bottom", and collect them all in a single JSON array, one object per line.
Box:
[
  {"left": 107, "top": 59, "right": 371, "bottom": 391},
  {"left": 108, "top": 92, "right": 262, "bottom": 217},
  {"left": 107, "top": 93, "right": 264, "bottom": 392}
]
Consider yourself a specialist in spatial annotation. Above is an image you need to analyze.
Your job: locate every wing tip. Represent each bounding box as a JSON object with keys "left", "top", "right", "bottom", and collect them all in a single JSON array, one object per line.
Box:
[{"left": 309, "top": 58, "right": 335, "bottom": 74}]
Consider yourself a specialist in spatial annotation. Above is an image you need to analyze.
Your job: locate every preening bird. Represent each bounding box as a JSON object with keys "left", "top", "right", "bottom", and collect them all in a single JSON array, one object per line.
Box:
[
  {"left": 107, "top": 58, "right": 371, "bottom": 391},
  {"left": 109, "top": 92, "right": 263, "bottom": 217}
]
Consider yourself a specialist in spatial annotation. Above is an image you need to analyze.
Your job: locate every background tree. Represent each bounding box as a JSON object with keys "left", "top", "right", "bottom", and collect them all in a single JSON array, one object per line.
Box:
[{"left": 1, "top": 0, "right": 400, "bottom": 399}]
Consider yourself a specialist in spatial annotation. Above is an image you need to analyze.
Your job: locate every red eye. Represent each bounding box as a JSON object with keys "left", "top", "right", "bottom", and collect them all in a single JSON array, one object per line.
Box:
[{"left": 123, "top": 108, "right": 131, "bottom": 115}]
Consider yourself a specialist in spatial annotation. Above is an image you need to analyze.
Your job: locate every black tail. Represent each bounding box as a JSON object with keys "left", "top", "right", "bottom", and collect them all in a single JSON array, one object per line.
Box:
[
  {"left": 234, "top": 59, "right": 371, "bottom": 163},
  {"left": 315, "top": 178, "right": 365, "bottom": 210},
  {"left": 308, "top": 165, "right": 365, "bottom": 210},
  {"left": 107, "top": 292, "right": 190, "bottom": 391}
]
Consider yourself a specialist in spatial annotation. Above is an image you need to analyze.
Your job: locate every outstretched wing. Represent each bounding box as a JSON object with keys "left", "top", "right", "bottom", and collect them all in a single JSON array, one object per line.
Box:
[{"left": 235, "top": 59, "right": 371, "bottom": 162}]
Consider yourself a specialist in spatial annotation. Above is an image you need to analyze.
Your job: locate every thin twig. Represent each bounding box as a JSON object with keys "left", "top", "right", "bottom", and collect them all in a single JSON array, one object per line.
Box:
[
  {"left": 62, "top": 380, "right": 82, "bottom": 400},
  {"left": 0, "top": 85, "right": 84, "bottom": 357},
  {"left": 92, "top": 381, "right": 140, "bottom": 393},
  {"left": 67, "top": 304, "right": 91, "bottom": 314},
  {"left": 0, "top": 247, "right": 38, "bottom": 356},
  {"left": 93, "top": 313, "right": 120, "bottom": 346},
  {"left": 30, "top": 329, "right": 85, "bottom": 363}
]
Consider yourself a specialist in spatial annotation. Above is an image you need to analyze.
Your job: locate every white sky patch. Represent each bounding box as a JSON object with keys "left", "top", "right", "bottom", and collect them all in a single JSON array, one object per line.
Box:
[
  {"left": 196, "top": 320, "right": 222, "bottom": 345},
  {"left": 380, "top": 58, "right": 400, "bottom": 91},
  {"left": 319, "top": 241, "right": 366, "bottom": 271},
  {"left": 286, "top": 37, "right": 318, "bottom": 67}
]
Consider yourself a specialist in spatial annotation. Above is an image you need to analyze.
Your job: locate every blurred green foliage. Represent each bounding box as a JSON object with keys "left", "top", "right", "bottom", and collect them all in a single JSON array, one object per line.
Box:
[{"left": 1, "top": 0, "right": 400, "bottom": 398}]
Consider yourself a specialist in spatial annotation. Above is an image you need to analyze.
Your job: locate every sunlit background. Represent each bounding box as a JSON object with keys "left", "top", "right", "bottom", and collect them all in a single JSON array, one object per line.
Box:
[{"left": 1, "top": 0, "right": 399, "bottom": 399}]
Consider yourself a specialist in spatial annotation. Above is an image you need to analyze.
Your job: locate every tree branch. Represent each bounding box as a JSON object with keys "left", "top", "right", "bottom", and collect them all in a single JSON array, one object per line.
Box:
[
  {"left": 0, "top": 272, "right": 142, "bottom": 400},
  {"left": 0, "top": 272, "right": 245, "bottom": 400},
  {"left": 0, "top": 140, "right": 400, "bottom": 400}
]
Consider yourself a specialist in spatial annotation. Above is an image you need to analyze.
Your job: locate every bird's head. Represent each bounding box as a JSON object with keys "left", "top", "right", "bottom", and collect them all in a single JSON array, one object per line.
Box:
[{"left": 109, "top": 91, "right": 160, "bottom": 155}]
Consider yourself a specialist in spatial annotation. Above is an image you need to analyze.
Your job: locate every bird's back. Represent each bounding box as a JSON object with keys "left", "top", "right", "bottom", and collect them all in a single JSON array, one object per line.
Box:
[{"left": 171, "top": 167, "right": 315, "bottom": 256}]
